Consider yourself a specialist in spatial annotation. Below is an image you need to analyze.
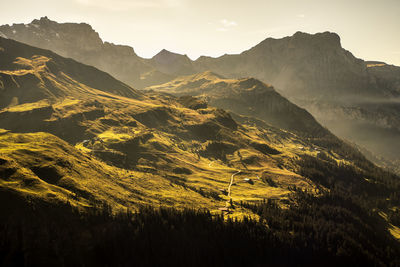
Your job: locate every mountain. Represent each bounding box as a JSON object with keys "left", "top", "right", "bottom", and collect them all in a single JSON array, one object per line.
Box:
[
  {"left": 149, "top": 49, "right": 196, "bottom": 75},
  {"left": 195, "top": 32, "right": 393, "bottom": 100},
  {"left": 1, "top": 32, "right": 400, "bottom": 266}
]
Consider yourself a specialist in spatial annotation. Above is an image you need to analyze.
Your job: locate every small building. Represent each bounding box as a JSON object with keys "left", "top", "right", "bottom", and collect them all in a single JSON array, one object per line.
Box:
[
  {"left": 218, "top": 207, "right": 233, "bottom": 214},
  {"left": 82, "top": 139, "right": 90, "bottom": 147},
  {"left": 244, "top": 178, "right": 254, "bottom": 185}
]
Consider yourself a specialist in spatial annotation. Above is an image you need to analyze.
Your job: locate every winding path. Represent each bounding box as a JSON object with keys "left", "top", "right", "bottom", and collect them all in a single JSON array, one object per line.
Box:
[{"left": 227, "top": 170, "right": 241, "bottom": 198}]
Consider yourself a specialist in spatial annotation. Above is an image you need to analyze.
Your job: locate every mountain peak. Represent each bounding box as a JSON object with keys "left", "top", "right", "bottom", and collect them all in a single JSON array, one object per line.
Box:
[
  {"left": 237, "top": 77, "right": 273, "bottom": 91},
  {"left": 291, "top": 31, "right": 342, "bottom": 48},
  {"left": 31, "top": 16, "right": 56, "bottom": 26},
  {"left": 151, "top": 49, "right": 194, "bottom": 75},
  {"left": 255, "top": 31, "right": 342, "bottom": 51},
  {"left": 153, "top": 49, "right": 190, "bottom": 60},
  {"left": 195, "top": 70, "right": 225, "bottom": 80}
]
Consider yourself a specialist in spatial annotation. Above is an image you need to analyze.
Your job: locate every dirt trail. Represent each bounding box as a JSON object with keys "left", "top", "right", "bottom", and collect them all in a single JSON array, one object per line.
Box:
[{"left": 227, "top": 170, "right": 241, "bottom": 198}]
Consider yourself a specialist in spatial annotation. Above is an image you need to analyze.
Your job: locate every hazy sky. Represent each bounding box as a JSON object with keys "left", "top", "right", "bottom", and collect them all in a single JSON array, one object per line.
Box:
[{"left": 1, "top": 0, "right": 399, "bottom": 65}]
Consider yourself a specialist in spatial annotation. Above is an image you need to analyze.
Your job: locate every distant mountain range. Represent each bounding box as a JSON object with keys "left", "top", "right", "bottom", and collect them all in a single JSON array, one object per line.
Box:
[{"left": 2, "top": 17, "right": 398, "bottom": 174}]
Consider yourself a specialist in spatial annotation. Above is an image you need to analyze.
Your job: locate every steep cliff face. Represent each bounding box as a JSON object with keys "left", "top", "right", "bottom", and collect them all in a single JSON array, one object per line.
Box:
[
  {"left": 367, "top": 62, "right": 400, "bottom": 96},
  {"left": 0, "top": 17, "right": 153, "bottom": 88}
]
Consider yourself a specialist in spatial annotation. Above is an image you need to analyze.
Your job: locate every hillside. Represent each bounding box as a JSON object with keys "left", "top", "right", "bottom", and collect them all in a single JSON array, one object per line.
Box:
[
  {"left": 146, "top": 71, "right": 331, "bottom": 138},
  {"left": 0, "top": 36, "right": 142, "bottom": 109}
]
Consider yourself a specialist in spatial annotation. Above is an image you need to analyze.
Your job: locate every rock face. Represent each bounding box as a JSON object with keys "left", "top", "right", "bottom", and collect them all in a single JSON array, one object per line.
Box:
[{"left": 0, "top": 16, "right": 154, "bottom": 88}]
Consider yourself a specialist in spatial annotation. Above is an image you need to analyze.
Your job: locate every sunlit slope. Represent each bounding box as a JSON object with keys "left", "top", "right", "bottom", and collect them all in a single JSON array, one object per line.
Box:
[
  {"left": 0, "top": 90, "right": 326, "bottom": 212},
  {"left": 0, "top": 36, "right": 142, "bottom": 109},
  {"left": 0, "top": 130, "right": 224, "bottom": 211}
]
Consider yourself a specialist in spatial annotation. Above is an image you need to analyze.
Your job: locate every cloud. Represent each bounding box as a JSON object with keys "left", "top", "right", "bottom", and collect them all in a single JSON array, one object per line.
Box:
[
  {"left": 75, "top": 0, "right": 181, "bottom": 10},
  {"left": 220, "top": 19, "right": 237, "bottom": 27},
  {"left": 216, "top": 19, "right": 237, "bottom": 32}
]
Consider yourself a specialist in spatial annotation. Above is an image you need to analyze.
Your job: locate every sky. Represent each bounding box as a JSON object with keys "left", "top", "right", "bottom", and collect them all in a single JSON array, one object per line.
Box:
[{"left": 0, "top": 0, "right": 399, "bottom": 65}]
